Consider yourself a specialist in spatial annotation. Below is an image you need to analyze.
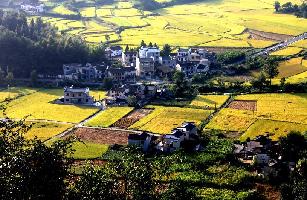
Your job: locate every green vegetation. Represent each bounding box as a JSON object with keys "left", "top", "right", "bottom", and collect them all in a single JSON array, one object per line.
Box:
[
  {"left": 70, "top": 142, "right": 109, "bottom": 159},
  {"left": 85, "top": 107, "right": 134, "bottom": 127},
  {"left": 26, "top": 122, "right": 73, "bottom": 140}
]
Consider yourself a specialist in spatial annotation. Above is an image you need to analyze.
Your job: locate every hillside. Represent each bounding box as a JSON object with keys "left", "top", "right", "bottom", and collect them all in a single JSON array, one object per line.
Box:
[{"left": 22, "top": 0, "right": 307, "bottom": 47}]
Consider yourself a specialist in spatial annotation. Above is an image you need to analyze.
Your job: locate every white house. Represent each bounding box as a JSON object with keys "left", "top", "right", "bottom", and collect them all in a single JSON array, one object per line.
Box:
[
  {"left": 105, "top": 46, "right": 123, "bottom": 58},
  {"left": 135, "top": 57, "right": 155, "bottom": 79},
  {"left": 139, "top": 47, "right": 160, "bottom": 62},
  {"left": 20, "top": 3, "right": 44, "bottom": 14},
  {"left": 177, "top": 48, "right": 189, "bottom": 63},
  {"left": 63, "top": 86, "right": 95, "bottom": 105}
]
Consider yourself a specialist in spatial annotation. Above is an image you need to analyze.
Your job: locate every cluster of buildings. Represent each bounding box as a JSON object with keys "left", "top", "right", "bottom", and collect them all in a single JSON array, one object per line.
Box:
[
  {"left": 234, "top": 135, "right": 295, "bottom": 179},
  {"left": 61, "top": 45, "right": 216, "bottom": 84},
  {"left": 19, "top": 1, "right": 45, "bottom": 14},
  {"left": 128, "top": 122, "right": 200, "bottom": 153}
]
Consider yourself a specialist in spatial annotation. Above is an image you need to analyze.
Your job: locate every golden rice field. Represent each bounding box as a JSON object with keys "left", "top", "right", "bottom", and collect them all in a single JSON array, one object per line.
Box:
[
  {"left": 206, "top": 93, "right": 307, "bottom": 139},
  {"left": 241, "top": 119, "right": 307, "bottom": 141},
  {"left": 26, "top": 122, "right": 73, "bottom": 140},
  {"left": 85, "top": 107, "right": 134, "bottom": 127},
  {"left": 0, "top": 89, "right": 106, "bottom": 123},
  {"left": 190, "top": 95, "right": 229, "bottom": 109},
  {"left": 277, "top": 57, "right": 307, "bottom": 78},
  {"left": 270, "top": 47, "right": 303, "bottom": 56},
  {"left": 130, "top": 105, "right": 212, "bottom": 134},
  {"left": 38, "top": 0, "right": 307, "bottom": 47}
]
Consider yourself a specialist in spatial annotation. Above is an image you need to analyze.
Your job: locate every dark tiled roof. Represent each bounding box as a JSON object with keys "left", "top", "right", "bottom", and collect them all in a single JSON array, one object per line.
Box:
[
  {"left": 128, "top": 132, "right": 148, "bottom": 140},
  {"left": 110, "top": 46, "right": 122, "bottom": 51}
]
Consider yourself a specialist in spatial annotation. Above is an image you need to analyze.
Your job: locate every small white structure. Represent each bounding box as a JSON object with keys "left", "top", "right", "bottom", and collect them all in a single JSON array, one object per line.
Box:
[
  {"left": 105, "top": 46, "right": 123, "bottom": 58},
  {"left": 139, "top": 47, "right": 160, "bottom": 62},
  {"left": 63, "top": 86, "right": 95, "bottom": 105},
  {"left": 20, "top": 3, "right": 44, "bottom": 14}
]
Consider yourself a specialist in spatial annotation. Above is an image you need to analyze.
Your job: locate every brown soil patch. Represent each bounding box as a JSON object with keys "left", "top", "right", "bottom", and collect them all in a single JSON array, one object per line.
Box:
[
  {"left": 245, "top": 29, "right": 292, "bottom": 41},
  {"left": 112, "top": 109, "right": 153, "bottom": 129},
  {"left": 228, "top": 100, "right": 257, "bottom": 111},
  {"left": 70, "top": 127, "right": 131, "bottom": 145},
  {"left": 256, "top": 183, "right": 281, "bottom": 200}
]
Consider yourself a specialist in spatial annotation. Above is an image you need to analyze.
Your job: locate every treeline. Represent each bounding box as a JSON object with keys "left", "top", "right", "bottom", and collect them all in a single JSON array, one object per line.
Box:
[
  {"left": 0, "top": 10, "right": 106, "bottom": 78},
  {"left": 274, "top": 1, "right": 307, "bottom": 18}
]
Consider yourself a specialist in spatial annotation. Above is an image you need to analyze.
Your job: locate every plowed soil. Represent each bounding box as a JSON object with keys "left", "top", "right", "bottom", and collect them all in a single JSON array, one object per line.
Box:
[
  {"left": 112, "top": 109, "right": 153, "bottom": 129},
  {"left": 228, "top": 100, "right": 257, "bottom": 111},
  {"left": 70, "top": 127, "right": 131, "bottom": 145}
]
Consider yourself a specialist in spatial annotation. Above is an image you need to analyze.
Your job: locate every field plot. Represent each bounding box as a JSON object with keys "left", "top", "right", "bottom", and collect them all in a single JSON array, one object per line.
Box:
[
  {"left": 206, "top": 93, "right": 307, "bottom": 139},
  {"left": 1, "top": 89, "right": 101, "bottom": 123},
  {"left": 71, "top": 127, "right": 129, "bottom": 145},
  {"left": 241, "top": 119, "right": 307, "bottom": 141},
  {"left": 277, "top": 57, "right": 307, "bottom": 78},
  {"left": 70, "top": 142, "right": 109, "bottom": 159},
  {"left": 85, "top": 107, "right": 134, "bottom": 127},
  {"left": 190, "top": 95, "right": 229, "bottom": 109},
  {"left": 228, "top": 100, "right": 257, "bottom": 111},
  {"left": 112, "top": 109, "right": 152, "bottom": 129},
  {"left": 26, "top": 122, "right": 72, "bottom": 140},
  {"left": 38, "top": 0, "right": 307, "bottom": 47},
  {"left": 270, "top": 47, "right": 303, "bottom": 56},
  {"left": 130, "top": 106, "right": 211, "bottom": 134}
]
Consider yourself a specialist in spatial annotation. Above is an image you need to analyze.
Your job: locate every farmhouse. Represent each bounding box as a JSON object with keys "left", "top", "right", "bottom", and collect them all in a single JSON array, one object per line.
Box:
[
  {"left": 122, "top": 51, "right": 137, "bottom": 67},
  {"left": 105, "top": 46, "right": 123, "bottom": 59},
  {"left": 139, "top": 47, "right": 160, "bottom": 62},
  {"left": 177, "top": 48, "right": 189, "bottom": 63},
  {"left": 135, "top": 57, "right": 155, "bottom": 79},
  {"left": 159, "top": 56, "right": 176, "bottom": 68},
  {"left": 128, "top": 122, "right": 199, "bottom": 153},
  {"left": 20, "top": 3, "right": 44, "bottom": 14},
  {"left": 176, "top": 62, "right": 209, "bottom": 77},
  {"left": 63, "top": 86, "right": 95, "bottom": 105},
  {"left": 105, "top": 66, "right": 136, "bottom": 84},
  {"left": 63, "top": 63, "right": 103, "bottom": 82}
]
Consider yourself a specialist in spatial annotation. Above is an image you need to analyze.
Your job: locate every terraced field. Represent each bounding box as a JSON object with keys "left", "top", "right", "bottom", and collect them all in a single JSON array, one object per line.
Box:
[
  {"left": 130, "top": 105, "right": 212, "bottom": 134},
  {"left": 190, "top": 95, "right": 229, "bottom": 109},
  {"left": 35, "top": 0, "right": 307, "bottom": 47},
  {"left": 206, "top": 93, "right": 307, "bottom": 140}
]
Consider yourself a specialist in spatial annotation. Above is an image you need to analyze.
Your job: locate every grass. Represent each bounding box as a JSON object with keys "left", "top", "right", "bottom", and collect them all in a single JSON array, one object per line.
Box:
[
  {"left": 190, "top": 95, "right": 229, "bottom": 109},
  {"left": 70, "top": 142, "right": 109, "bottom": 159},
  {"left": 277, "top": 57, "right": 307, "bottom": 78},
  {"left": 1, "top": 89, "right": 101, "bottom": 123},
  {"left": 52, "top": 5, "right": 77, "bottom": 15},
  {"left": 241, "top": 119, "right": 307, "bottom": 141},
  {"left": 26, "top": 122, "right": 72, "bottom": 140},
  {"left": 270, "top": 47, "right": 303, "bottom": 56},
  {"left": 206, "top": 93, "right": 307, "bottom": 136},
  {"left": 130, "top": 105, "right": 212, "bottom": 134},
  {"left": 85, "top": 107, "right": 134, "bottom": 127}
]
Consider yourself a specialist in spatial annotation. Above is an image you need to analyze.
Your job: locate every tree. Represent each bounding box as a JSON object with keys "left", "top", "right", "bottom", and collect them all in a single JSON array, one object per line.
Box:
[
  {"left": 0, "top": 119, "right": 74, "bottom": 199},
  {"left": 140, "top": 40, "right": 146, "bottom": 47},
  {"left": 161, "top": 44, "right": 171, "bottom": 57},
  {"left": 127, "top": 95, "right": 137, "bottom": 107},
  {"left": 251, "top": 72, "right": 267, "bottom": 91},
  {"left": 103, "top": 77, "right": 113, "bottom": 90},
  {"left": 148, "top": 42, "right": 153, "bottom": 47},
  {"left": 0, "top": 67, "right": 5, "bottom": 84},
  {"left": 279, "top": 131, "right": 306, "bottom": 162},
  {"left": 280, "top": 77, "right": 286, "bottom": 90},
  {"left": 274, "top": 1, "right": 281, "bottom": 12},
  {"left": 125, "top": 44, "right": 129, "bottom": 52},
  {"left": 30, "top": 69, "right": 38, "bottom": 86},
  {"left": 105, "top": 34, "right": 110, "bottom": 42},
  {"left": 262, "top": 58, "right": 279, "bottom": 86},
  {"left": 171, "top": 71, "right": 192, "bottom": 98}
]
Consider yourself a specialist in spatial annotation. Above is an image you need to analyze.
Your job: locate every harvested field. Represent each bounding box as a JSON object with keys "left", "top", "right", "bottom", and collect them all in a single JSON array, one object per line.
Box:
[
  {"left": 70, "top": 127, "right": 131, "bottom": 145},
  {"left": 228, "top": 100, "right": 257, "bottom": 111},
  {"left": 245, "top": 29, "right": 292, "bottom": 41},
  {"left": 112, "top": 109, "right": 152, "bottom": 129}
]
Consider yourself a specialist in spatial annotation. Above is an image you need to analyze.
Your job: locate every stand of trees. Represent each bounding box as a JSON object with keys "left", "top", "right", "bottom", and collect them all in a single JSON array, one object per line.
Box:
[
  {"left": 0, "top": 10, "right": 106, "bottom": 78},
  {"left": 274, "top": 1, "right": 307, "bottom": 18}
]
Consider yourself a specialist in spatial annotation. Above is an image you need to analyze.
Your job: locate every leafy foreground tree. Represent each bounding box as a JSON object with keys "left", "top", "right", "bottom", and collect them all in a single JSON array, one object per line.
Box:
[{"left": 0, "top": 119, "right": 74, "bottom": 200}]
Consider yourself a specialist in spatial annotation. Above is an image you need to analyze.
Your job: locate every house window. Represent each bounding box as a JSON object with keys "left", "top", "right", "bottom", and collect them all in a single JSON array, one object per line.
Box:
[
  {"left": 66, "top": 93, "right": 69, "bottom": 96},
  {"left": 86, "top": 99, "right": 88, "bottom": 102},
  {"left": 79, "top": 93, "right": 81, "bottom": 96},
  {"left": 66, "top": 99, "right": 69, "bottom": 101},
  {"left": 72, "top": 94, "right": 75, "bottom": 97}
]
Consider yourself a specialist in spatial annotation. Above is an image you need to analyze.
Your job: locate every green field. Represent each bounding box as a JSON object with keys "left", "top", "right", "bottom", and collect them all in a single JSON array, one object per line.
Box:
[
  {"left": 85, "top": 107, "right": 134, "bottom": 127},
  {"left": 130, "top": 105, "right": 212, "bottom": 134},
  {"left": 70, "top": 142, "right": 109, "bottom": 159},
  {"left": 206, "top": 93, "right": 307, "bottom": 140},
  {"left": 26, "top": 122, "right": 73, "bottom": 140},
  {"left": 34, "top": 0, "right": 307, "bottom": 47}
]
